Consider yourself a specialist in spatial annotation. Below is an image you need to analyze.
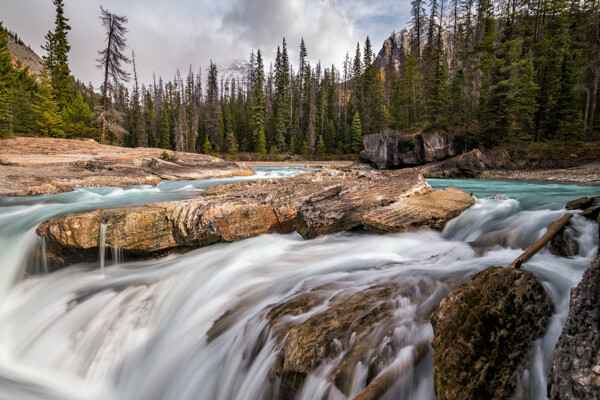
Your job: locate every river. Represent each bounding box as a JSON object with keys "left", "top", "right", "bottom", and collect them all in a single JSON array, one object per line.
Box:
[{"left": 0, "top": 168, "right": 597, "bottom": 400}]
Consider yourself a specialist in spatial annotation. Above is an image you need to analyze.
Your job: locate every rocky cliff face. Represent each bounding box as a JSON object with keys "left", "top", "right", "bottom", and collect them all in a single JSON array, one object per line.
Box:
[
  {"left": 548, "top": 254, "right": 600, "bottom": 399},
  {"left": 361, "top": 129, "right": 466, "bottom": 169},
  {"left": 35, "top": 168, "right": 474, "bottom": 272},
  {"left": 6, "top": 32, "right": 44, "bottom": 77},
  {"left": 431, "top": 266, "right": 554, "bottom": 400}
]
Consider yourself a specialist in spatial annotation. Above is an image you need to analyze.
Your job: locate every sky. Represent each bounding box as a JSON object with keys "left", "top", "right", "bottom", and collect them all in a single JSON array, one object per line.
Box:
[{"left": 0, "top": 0, "right": 412, "bottom": 88}]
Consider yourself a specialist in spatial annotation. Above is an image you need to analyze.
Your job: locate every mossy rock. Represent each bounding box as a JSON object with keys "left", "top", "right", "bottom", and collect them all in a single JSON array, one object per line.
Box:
[{"left": 430, "top": 266, "right": 554, "bottom": 400}]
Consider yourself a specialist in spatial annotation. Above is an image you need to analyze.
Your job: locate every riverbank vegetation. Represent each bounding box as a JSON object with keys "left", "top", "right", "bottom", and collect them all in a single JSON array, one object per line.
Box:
[{"left": 0, "top": 0, "right": 599, "bottom": 160}]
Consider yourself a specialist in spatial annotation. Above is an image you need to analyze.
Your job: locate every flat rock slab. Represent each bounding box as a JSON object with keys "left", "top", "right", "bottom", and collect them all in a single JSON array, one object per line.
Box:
[
  {"left": 36, "top": 169, "right": 473, "bottom": 272},
  {"left": 0, "top": 137, "right": 254, "bottom": 195},
  {"left": 430, "top": 266, "right": 554, "bottom": 400},
  {"left": 548, "top": 254, "right": 600, "bottom": 399}
]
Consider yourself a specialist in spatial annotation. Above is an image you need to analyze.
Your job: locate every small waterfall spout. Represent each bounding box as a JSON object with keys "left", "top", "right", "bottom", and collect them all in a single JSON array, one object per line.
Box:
[
  {"left": 99, "top": 222, "right": 107, "bottom": 276},
  {"left": 41, "top": 237, "right": 47, "bottom": 274}
]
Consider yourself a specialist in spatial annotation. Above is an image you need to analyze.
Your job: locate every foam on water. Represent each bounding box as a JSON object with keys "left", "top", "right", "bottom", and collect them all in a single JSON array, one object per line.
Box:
[{"left": 0, "top": 173, "right": 597, "bottom": 399}]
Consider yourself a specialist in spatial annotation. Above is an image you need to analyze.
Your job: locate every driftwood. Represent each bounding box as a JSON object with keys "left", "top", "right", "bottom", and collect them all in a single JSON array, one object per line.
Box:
[
  {"left": 353, "top": 341, "right": 430, "bottom": 400},
  {"left": 507, "top": 213, "right": 573, "bottom": 269}
]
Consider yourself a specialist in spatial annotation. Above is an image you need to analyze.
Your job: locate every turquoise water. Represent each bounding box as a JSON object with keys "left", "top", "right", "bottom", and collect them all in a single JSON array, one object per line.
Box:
[
  {"left": 428, "top": 178, "right": 599, "bottom": 210},
  {"left": 0, "top": 171, "right": 596, "bottom": 400}
]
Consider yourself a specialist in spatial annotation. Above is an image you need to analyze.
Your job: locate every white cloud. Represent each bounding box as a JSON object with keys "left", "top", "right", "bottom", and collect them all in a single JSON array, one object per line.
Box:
[{"left": 0, "top": 0, "right": 412, "bottom": 88}]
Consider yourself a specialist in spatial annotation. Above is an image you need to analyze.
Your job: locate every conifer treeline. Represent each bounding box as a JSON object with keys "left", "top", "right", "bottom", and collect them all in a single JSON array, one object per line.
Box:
[{"left": 0, "top": 0, "right": 599, "bottom": 155}]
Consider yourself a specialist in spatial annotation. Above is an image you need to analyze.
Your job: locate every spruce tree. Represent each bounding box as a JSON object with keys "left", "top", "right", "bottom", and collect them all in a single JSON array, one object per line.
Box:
[
  {"left": 42, "top": 0, "right": 72, "bottom": 110},
  {"left": 252, "top": 50, "right": 265, "bottom": 152},
  {"left": 0, "top": 26, "right": 14, "bottom": 137},
  {"left": 159, "top": 108, "right": 171, "bottom": 149},
  {"left": 201, "top": 135, "right": 212, "bottom": 154},
  {"left": 34, "top": 69, "right": 65, "bottom": 138},
  {"left": 508, "top": 51, "right": 538, "bottom": 141},
  {"left": 350, "top": 112, "right": 363, "bottom": 153}
]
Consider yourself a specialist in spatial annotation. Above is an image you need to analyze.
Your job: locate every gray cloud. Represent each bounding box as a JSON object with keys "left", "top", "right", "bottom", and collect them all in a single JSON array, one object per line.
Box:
[{"left": 0, "top": 0, "right": 411, "bottom": 88}]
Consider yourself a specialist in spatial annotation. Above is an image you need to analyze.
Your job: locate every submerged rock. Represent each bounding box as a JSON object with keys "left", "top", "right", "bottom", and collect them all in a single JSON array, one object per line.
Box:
[
  {"left": 265, "top": 282, "right": 433, "bottom": 398},
  {"left": 360, "top": 129, "right": 465, "bottom": 169},
  {"left": 430, "top": 266, "right": 553, "bottom": 400},
  {"left": 36, "top": 169, "right": 474, "bottom": 272},
  {"left": 548, "top": 255, "right": 600, "bottom": 399}
]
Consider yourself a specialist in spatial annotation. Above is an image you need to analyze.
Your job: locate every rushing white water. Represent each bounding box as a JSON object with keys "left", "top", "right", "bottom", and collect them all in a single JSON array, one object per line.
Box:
[
  {"left": 0, "top": 171, "right": 597, "bottom": 400},
  {"left": 99, "top": 223, "right": 107, "bottom": 277}
]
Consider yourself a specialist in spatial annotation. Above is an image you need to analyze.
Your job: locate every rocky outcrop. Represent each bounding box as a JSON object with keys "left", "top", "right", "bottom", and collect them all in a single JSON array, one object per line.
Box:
[
  {"left": 421, "top": 149, "right": 512, "bottom": 178},
  {"left": 566, "top": 196, "right": 600, "bottom": 211},
  {"left": 0, "top": 137, "right": 254, "bottom": 196},
  {"left": 430, "top": 266, "right": 554, "bottom": 400},
  {"left": 548, "top": 254, "right": 600, "bottom": 399},
  {"left": 549, "top": 223, "right": 580, "bottom": 257},
  {"left": 361, "top": 129, "right": 465, "bottom": 169},
  {"left": 36, "top": 169, "right": 473, "bottom": 271}
]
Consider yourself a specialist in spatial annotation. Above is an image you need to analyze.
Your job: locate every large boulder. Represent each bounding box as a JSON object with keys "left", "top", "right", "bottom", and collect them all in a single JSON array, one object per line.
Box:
[
  {"left": 421, "top": 149, "right": 512, "bottom": 179},
  {"left": 548, "top": 254, "right": 600, "bottom": 399},
  {"left": 431, "top": 266, "right": 554, "bottom": 400},
  {"left": 36, "top": 169, "right": 474, "bottom": 272},
  {"left": 361, "top": 129, "right": 465, "bottom": 169}
]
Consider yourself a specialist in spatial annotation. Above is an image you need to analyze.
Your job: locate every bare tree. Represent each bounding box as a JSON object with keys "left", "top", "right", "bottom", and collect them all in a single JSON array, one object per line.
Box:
[{"left": 96, "top": 6, "right": 130, "bottom": 144}]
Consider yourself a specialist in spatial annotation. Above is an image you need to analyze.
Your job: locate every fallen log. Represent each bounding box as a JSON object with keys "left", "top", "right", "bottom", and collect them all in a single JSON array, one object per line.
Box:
[
  {"left": 353, "top": 341, "right": 430, "bottom": 400},
  {"left": 507, "top": 213, "right": 573, "bottom": 269}
]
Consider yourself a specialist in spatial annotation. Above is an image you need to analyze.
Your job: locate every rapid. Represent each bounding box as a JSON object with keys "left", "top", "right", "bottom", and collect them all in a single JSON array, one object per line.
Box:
[{"left": 0, "top": 168, "right": 597, "bottom": 400}]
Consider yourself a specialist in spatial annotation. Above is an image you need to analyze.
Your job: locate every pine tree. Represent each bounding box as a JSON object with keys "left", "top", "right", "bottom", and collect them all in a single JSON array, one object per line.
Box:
[
  {"left": 316, "top": 134, "right": 325, "bottom": 157},
  {"left": 255, "top": 127, "right": 266, "bottom": 154},
  {"left": 97, "top": 6, "right": 130, "bottom": 144},
  {"left": 252, "top": 50, "right": 265, "bottom": 152},
  {"left": 159, "top": 108, "right": 171, "bottom": 149},
  {"left": 0, "top": 26, "right": 14, "bottom": 137},
  {"left": 34, "top": 69, "right": 65, "bottom": 138},
  {"left": 201, "top": 135, "right": 212, "bottom": 154},
  {"left": 42, "top": 0, "right": 72, "bottom": 110},
  {"left": 508, "top": 51, "right": 538, "bottom": 141},
  {"left": 350, "top": 112, "right": 363, "bottom": 153},
  {"left": 131, "top": 50, "right": 146, "bottom": 147}
]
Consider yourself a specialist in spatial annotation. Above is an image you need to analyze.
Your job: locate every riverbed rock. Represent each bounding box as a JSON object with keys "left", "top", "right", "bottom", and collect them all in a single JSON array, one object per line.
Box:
[
  {"left": 35, "top": 169, "right": 473, "bottom": 272},
  {"left": 0, "top": 137, "right": 254, "bottom": 196},
  {"left": 421, "top": 149, "right": 513, "bottom": 179},
  {"left": 266, "top": 281, "right": 433, "bottom": 398},
  {"left": 565, "top": 196, "right": 600, "bottom": 211},
  {"left": 361, "top": 129, "right": 465, "bottom": 169},
  {"left": 549, "top": 222, "right": 580, "bottom": 257},
  {"left": 548, "top": 254, "right": 600, "bottom": 399},
  {"left": 430, "top": 266, "right": 554, "bottom": 400}
]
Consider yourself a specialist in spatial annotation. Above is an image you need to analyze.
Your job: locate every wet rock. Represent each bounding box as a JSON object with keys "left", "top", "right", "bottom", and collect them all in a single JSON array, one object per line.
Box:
[
  {"left": 421, "top": 149, "right": 512, "bottom": 179},
  {"left": 565, "top": 196, "right": 600, "bottom": 211},
  {"left": 549, "top": 222, "right": 580, "bottom": 258},
  {"left": 548, "top": 255, "right": 600, "bottom": 399},
  {"left": 430, "top": 266, "right": 553, "bottom": 400},
  {"left": 0, "top": 137, "right": 254, "bottom": 196},
  {"left": 267, "top": 283, "right": 428, "bottom": 398},
  {"left": 361, "top": 129, "right": 465, "bottom": 169},
  {"left": 362, "top": 187, "right": 474, "bottom": 232},
  {"left": 37, "top": 169, "right": 473, "bottom": 271},
  {"left": 581, "top": 206, "right": 600, "bottom": 221}
]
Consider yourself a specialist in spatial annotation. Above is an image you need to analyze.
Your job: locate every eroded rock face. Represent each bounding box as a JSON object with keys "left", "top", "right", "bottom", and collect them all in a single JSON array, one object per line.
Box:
[
  {"left": 548, "top": 255, "right": 600, "bottom": 399},
  {"left": 430, "top": 266, "right": 553, "bottom": 400},
  {"left": 0, "top": 137, "right": 254, "bottom": 196},
  {"left": 361, "top": 129, "right": 465, "bottom": 169},
  {"left": 421, "top": 149, "right": 512, "bottom": 179}
]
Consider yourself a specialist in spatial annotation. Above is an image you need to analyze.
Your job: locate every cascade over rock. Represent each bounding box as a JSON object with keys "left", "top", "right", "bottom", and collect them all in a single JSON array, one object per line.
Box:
[{"left": 35, "top": 168, "right": 474, "bottom": 272}]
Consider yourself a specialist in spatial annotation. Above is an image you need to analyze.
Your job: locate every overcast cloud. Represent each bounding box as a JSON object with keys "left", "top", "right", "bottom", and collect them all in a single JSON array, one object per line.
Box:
[{"left": 0, "top": 0, "right": 411, "bottom": 88}]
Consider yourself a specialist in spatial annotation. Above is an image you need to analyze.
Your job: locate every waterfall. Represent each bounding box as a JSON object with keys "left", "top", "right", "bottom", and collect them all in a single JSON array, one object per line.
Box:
[
  {"left": 99, "top": 223, "right": 107, "bottom": 276},
  {"left": 41, "top": 237, "right": 47, "bottom": 275},
  {"left": 0, "top": 174, "right": 597, "bottom": 400}
]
